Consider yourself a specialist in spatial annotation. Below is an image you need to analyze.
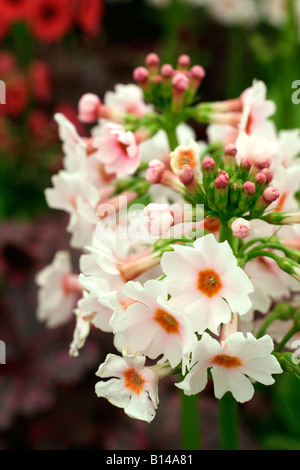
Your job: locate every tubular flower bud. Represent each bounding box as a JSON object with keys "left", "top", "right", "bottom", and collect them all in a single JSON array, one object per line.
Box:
[
  {"left": 177, "top": 54, "right": 191, "bottom": 70},
  {"left": 231, "top": 218, "right": 251, "bottom": 239},
  {"left": 78, "top": 93, "right": 101, "bottom": 123},
  {"left": 133, "top": 66, "right": 150, "bottom": 90},
  {"left": 242, "top": 181, "right": 256, "bottom": 196},
  {"left": 189, "top": 65, "right": 205, "bottom": 93},
  {"left": 145, "top": 159, "right": 166, "bottom": 184},
  {"left": 172, "top": 72, "right": 189, "bottom": 113},
  {"left": 146, "top": 52, "right": 160, "bottom": 75},
  {"left": 215, "top": 171, "right": 229, "bottom": 189}
]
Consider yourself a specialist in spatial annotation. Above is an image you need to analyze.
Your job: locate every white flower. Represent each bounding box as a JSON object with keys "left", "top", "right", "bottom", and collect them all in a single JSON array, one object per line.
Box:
[
  {"left": 103, "top": 83, "right": 151, "bottom": 117},
  {"left": 239, "top": 80, "right": 276, "bottom": 137},
  {"left": 35, "top": 251, "right": 79, "bottom": 328},
  {"left": 95, "top": 347, "right": 159, "bottom": 423},
  {"left": 176, "top": 331, "right": 282, "bottom": 403},
  {"left": 161, "top": 234, "right": 254, "bottom": 334},
  {"left": 45, "top": 170, "right": 99, "bottom": 248},
  {"left": 112, "top": 279, "right": 197, "bottom": 369},
  {"left": 170, "top": 139, "right": 201, "bottom": 175}
]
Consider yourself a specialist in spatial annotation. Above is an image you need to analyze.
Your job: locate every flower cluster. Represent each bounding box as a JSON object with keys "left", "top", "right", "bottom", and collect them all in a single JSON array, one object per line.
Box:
[
  {"left": 0, "top": 0, "right": 104, "bottom": 43},
  {"left": 36, "top": 52, "right": 300, "bottom": 423}
]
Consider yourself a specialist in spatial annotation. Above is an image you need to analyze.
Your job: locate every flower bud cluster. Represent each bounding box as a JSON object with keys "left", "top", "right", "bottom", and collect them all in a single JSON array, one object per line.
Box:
[{"left": 133, "top": 53, "right": 206, "bottom": 113}]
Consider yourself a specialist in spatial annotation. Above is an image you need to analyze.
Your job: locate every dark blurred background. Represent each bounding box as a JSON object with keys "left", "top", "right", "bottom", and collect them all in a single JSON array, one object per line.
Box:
[{"left": 0, "top": 0, "right": 300, "bottom": 450}]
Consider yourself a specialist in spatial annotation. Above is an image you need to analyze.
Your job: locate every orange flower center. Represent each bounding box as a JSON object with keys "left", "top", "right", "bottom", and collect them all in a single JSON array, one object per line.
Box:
[
  {"left": 212, "top": 354, "right": 242, "bottom": 369},
  {"left": 204, "top": 217, "right": 220, "bottom": 234},
  {"left": 197, "top": 269, "right": 222, "bottom": 297},
  {"left": 154, "top": 308, "right": 180, "bottom": 334},
  {"left": 245, "top": 112, "right": 253, "bottom": 135},
  {"left": 177, "top": 149, "right": 197, "bottom": 170},
  {"left": 123, "top": 368, "right": 145, "bottom": 394},
  {"left": 274, "top": 192, "right": 287, "bottom": 212}
]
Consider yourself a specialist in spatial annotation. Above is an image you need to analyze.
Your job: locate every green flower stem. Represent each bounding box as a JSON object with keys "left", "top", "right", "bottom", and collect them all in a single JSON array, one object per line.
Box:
[
  {"left": 256, "top": 311, "right": 281, "bottom": 339},
  {"left": 179, "top": 391, "right": 201, "bottom": 450},
  {"left": 166, "top": 125, "right": 202, "bottom": 450},
  {"left": 274, "top": 325, "right": 299, "bottom": 352},
  {"left": 165, "top": 127, "right": 179, "bottom": 151},
  {"left": 218, "top": 223, "right": 240, "bottom": 450},
  {"left": 218, "top": 392, "right": 239, "bottom": 450}
]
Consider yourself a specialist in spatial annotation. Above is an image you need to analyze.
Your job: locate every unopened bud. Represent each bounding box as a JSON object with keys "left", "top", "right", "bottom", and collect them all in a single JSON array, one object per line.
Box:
[
  {"left": 177, "top": 54, "right": 191, "bottom": 70},
  {"left": 231, "top": 218, "right": 251, "bottom": 239},
  {"left": 145, "top": 159, "right": 166, "bottom": 184},
  {"left": 78, "top": 93, "right": 101, "bottom": 123}
]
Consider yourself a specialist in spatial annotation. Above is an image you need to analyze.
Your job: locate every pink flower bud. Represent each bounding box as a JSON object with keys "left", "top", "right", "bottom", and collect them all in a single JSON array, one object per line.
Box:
[
  {"left": 146, "top": 52, "right": 160, "bottom": 68},
  {"left": 78, "top": 93, "right": 101, "bottom": 123},
  {"left": 255, "top": 172, "right": 267, "bottom": 185},
  {"left": 242, "top": 181, "right": 256, "bottom": 195},
  {"left": 202, "top": 157, "right": 215, "bottom": 171},
  {"left": 172, "top": 72, "right": 189, "bottom": 92},
  {"left": 231, "top": 218, "right": 251, "bottom": 239},
  {"left": 177, "top": 54, "right": 191, "bottom": 70},
  {"left": 240, "top": 157, "right": 252, "bottom": 170},
  {"left": 145, "top": 159, "right": 166, "bottom": 184},
  {"left": 225, "top": 143, "right": 237, "bottom": 157},
  {"left": 263, "top": 187, "right": 280, "bottom": 203},
  {"left": 254, "top": 155, "right": 271, "bottom": 170},
  {"left": 144, "top": 203, "right": 174, "bottom": 236},
  {"left": 190, "top": 65, "right": 206, "bottom": 81},
  {"left": 178, "top": 164, "right": 194, "bottom": 185},
  {"left": 133, "top": 66, "right": 149, "bottom": 84},
  {"left": 261, "top": 168, "right": 273, "bottom": 184},
  {"left": 161, "top": 64, "right": 174, "bottom": 79},
  {"left": 215, "top": 171, "right": 229, "bottom": 189}
]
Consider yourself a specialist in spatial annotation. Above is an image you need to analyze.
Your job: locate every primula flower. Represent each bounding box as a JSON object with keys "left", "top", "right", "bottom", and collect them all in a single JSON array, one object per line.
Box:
[
  {"left": 103, "top": 83, "right": 151, "bottom": 118},
  {"left": 95, "top": 347, "right": 159, "bottom": 423},
  {"left": 161, "top": 234, "right": 254, "bottom": 334},
  {"left": 112, "top": 279, "right": 197, "bottom": 370},
  {"left": 240, "top": 80, "right": 276, "bottom": 137},
  {"left": 93, "top": 123, "right": 141, "bottom": 178},
  {"left": 35, "top": 251, "right": 81, "bottom": 328},
  {"left": 28, "top": 0, "right": 72, "bottom": 43},
  {"left": 170, "top": 139, "right": 201, "bottom": 175},
  {"left": 45, "top": 170, "right": 99, "bottom": 248},
  {"left": 177, "top": 331, "right": 282, "bottom": 403}
]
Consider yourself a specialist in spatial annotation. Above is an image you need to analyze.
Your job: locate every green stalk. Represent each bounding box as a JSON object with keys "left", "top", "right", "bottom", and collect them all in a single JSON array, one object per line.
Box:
[
  {"left": 165, "top": 127, "right": 179, "bottom": 151},
  {"left": 218, "top": 392, "right": 239, "bottom": 450},
  {"left": 166, "top": 126, "right": 202, "bottom": 450},
  {"left": 218, "top": 223, "right": 239, "bottom": 450},
  {"left": 179, "top": 391, "right": 201, "bottom": 450},
  {"left": 274, "top": 325, "right": 299, "bottom": 352},
  {"left": 256, "top": 311, "right": 280, "bottom": 339}
]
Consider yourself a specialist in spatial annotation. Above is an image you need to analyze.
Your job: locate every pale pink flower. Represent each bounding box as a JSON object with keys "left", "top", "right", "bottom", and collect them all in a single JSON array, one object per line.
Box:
[
  {"left": 113, "top": 279, "right": 197, "bottom": 369},
  {"left": 276, "top": 129, "right": 300, "bottom": 168},
  {"left": 54, "top": 113, "right": 88, "bottom": 173},
  {"left": 177, "top": 331, "right": 282, "bottom": 403},
  {"left": 93, "top": 123, "right": 141, "bottom": 178},
  {"left": 45, "top": 170, "right": 99, "bottom": 248},
  {"left": 35, "top": 251, "right": 81, "bottom": 328},
  {"left": 103, "top": 83, "right": 151, "bottom": 117},
  {"left": 231, "top": 218, "right": 251, "bottom": 239},
  {"left": 235, "top": 131, "right": 278, "bottom": 168},
  {"left": 170, "top": 139, "right": 201, "bottom": 175},
  {"left": 161, "top": 234, "right": 254, "bottom": 334},
  {"left": 239, "top": 80, "right": 276, "bottom": 137},
  {"left": 203, "top": 0, "right": 259, "bottom": 26},
  {"left": 95, "top": 347, "right": 159, "bottom": 423}
]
